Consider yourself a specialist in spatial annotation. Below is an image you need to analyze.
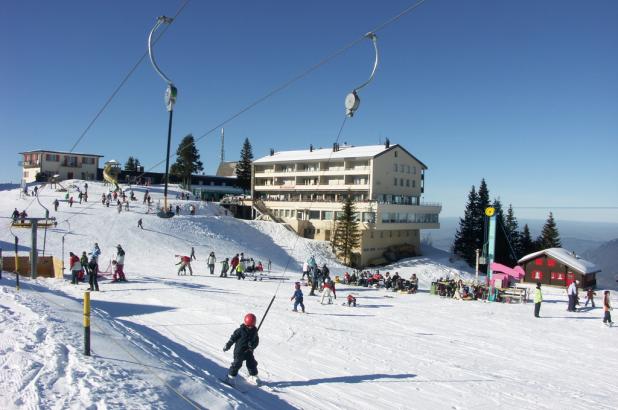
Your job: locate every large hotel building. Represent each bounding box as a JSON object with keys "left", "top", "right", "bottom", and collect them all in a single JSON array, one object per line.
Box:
[{"left": 251, "top": 141, "right": 441, "bottom": 266}]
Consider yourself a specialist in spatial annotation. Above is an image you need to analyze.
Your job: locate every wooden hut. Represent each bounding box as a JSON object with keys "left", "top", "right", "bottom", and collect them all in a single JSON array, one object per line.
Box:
[{"left": 518, "top": 248, "right": 601, "bottom": 288}]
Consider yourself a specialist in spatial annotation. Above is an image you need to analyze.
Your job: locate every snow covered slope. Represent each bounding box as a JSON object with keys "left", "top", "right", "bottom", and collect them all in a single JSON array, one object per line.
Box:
[{"left": 1, "top": 181, "right": 617, "bottom": 409}]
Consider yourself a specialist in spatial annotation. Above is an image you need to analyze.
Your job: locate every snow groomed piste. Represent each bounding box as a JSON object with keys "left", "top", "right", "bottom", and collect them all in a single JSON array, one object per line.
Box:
[{"left": 1, "top": 180, "right": 617, "bottom": 409}]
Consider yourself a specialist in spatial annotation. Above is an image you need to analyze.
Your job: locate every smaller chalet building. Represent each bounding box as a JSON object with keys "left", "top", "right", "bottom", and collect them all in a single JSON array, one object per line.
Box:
[{"left": 518, "top": 248, "right": 601, "bottom": 288}]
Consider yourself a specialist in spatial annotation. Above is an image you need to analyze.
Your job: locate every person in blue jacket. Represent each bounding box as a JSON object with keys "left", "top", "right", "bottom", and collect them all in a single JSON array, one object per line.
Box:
[{"left": 291, "top": 282, "right": 305, "bottom": 313}]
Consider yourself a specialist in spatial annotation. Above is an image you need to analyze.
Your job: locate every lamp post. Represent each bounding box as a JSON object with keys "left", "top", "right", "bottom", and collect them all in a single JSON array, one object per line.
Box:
[{"left": 147, "top": 16, "right": 177, "bottom": 218}]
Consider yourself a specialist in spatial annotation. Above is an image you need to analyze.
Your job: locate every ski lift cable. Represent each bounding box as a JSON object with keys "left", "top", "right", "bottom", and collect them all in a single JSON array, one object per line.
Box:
[
  {"left": 34, "top": 190, "right": 52, "bottom": 257},
  {"left": 134, "top": 0, "right": 429, "bottom": 178},
  {"left": 68, "top": 0, "right": 192, "bottom": 154}
]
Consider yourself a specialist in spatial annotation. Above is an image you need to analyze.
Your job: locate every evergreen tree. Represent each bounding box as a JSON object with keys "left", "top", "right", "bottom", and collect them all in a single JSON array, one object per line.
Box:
[
  {"left": 452, "top": 185, "right": 480, "bottom": 266},
  {"left": 124, "top": 156, "right": 136, "bottom": 171},
  {"left": 235, "top": 138, "right": 253, "bottom": 192},
  {"left": 492, "top": 198, "right": 511, "bottom": 265},
  {"left": 538, "top": 212, "right": 561, "bottom": 249},
  {"left": 332, "top": 195, "right": 361, "bottom": 266},
  {"left": 473, "top": 178, "right": 490, "bottom": 255},
  {"left": 134, "top": 158, "right": 141, "bottom": 171},
  {"left": 504, "top": 204, "right": 521, "bottom": 258},
  {"left": 519, "top": 224, "right": 536, "bottom": 256},
  {"left": 170, "top": 134, "right": 203, "bottom": 189}
]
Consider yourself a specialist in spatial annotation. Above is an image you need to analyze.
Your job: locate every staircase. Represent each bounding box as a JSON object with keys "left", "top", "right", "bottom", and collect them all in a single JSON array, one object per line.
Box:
[{"left": 252, "top": 199, "right": 296, "bottom": 233}]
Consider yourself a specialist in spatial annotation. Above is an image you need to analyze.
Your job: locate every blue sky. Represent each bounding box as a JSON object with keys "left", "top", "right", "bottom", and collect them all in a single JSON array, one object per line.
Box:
[{"left": 1, "top": 0, "right": 617, "bottom": 223}]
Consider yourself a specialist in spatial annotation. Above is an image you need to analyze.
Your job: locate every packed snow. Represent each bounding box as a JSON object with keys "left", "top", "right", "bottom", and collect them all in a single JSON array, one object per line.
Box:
[{"left": 1, "top": 181, "right": 617, "bottom": 409}]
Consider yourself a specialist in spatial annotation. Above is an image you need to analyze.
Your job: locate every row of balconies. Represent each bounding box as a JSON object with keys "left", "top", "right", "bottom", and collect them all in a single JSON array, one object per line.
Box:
[
  {"left": 255, "top": 161, "right": 370, "bottom": 175},
  {"left": 254, "top": 174, "right": 370, "bottom": 188}
]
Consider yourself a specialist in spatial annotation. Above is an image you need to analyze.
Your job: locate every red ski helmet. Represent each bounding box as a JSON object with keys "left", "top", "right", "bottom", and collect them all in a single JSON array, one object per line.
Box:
[{"left": 244, "top": 313, "right": 257, "bottom": 328}]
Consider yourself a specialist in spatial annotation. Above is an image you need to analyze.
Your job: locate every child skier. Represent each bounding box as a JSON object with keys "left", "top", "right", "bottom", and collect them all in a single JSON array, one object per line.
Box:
[
  {"left": 347, "top": 294, "right": 357, "bottom": 307},
  {"left": 321, "top": 277, "right": 336, "bottom": 305},
  {"left": 223, "top": 313, "right": 260, "bottom": 385},
  {"left": 603, "top": 290, "right": 613, "bottom": 327},
  {"left": 79, "top": 251, "right": 89, "bottom": 282},
  {"left": 220, "top": 258, "right": 230, "bottom": 277},
  {"left": 235, "top": 259, "right": 246, "bottom": 280},
  {"left": 69, "top": 252, "right": 82, "bottom": 285},
  {"left": 291, "top": 282, "right": 305, "bottom": 313},
  {"left": 176, "top": 255, "right": 193, "bottom": 275},
  {"left": 584, "top": 288, "right": 596, "bottom": 308},
  {"left": 112, "top": 245, "right": 127, "bottom": 282}
]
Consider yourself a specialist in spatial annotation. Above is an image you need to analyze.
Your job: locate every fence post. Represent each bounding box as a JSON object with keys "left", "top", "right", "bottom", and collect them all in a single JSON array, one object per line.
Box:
[{"left": 84, "top": 291, "right": 91, "bottom": 356}]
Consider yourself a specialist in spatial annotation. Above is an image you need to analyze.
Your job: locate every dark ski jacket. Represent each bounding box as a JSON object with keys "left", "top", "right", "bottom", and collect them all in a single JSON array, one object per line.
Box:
[
  {"left": 225, "top": 324, "right": 259, "bottom": 357},
  {"left": 292, "top": 289, "right": 303, "bottom": 301}
]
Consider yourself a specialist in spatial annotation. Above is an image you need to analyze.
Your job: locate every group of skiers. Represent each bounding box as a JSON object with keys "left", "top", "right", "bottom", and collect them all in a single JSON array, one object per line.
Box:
[
  {"left": 531, "top": 281, "right": 612, "bottom": 326},
  {"left": 11, "top": 208, "right": 28, "bottom": 223},
  {"left": 68, "top": 243, "right": 101, "bottom": 291},
  {"left": 67, "top": 243, "right": 127, "bottom": 288}
]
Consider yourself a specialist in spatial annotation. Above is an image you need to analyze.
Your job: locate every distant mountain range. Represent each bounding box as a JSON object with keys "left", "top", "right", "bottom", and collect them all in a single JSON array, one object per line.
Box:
[{"left": 583, "top": 239, "right": 618, "bottom": 290}]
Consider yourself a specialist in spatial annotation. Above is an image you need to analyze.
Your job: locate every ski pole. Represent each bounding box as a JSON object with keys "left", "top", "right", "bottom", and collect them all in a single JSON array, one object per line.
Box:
[{"left": 257, "top": 294, "right": 276, "bottom": 331}]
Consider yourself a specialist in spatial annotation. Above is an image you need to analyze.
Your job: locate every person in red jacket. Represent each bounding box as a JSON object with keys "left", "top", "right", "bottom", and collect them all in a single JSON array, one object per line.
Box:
[
  {"left": 347, "top": 294, "right": 357, "bottom": 307},
  {"left": 69, "top": 252, "right": 82, "bottom": 285},
  {"left": 229, "top": 254, "right": 240, "bottom": 275},
  {"left": 175, "top": 255, "right": 193, "bottom": 275},
  {"left": 321, "top": 277, "right": 336, "bottom": 305}
]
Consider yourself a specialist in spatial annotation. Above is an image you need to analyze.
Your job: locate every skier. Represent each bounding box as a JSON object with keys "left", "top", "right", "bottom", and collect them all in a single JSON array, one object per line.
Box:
[
  {"left": 69, "top": 252, "right": 82, "bottom": 285},
  {"left": 347, "top": 294, "right": 357, "bottom": 307},
  {"left": 229, "top": 254, "right": 239, "bottom": 275},
  {"left": 603, "top": 290, "right": 613, "bottom": 327},
  {"left": 78, "top": 192, "right": 83, "bottom": 204},
  {"left": 190, "top": 247, "right": 196, "bottom": 261},
  {"left": 176, "top": 255, "right": 193, "bottom": 275},
  {"left": 80, "top": 251, "right": 89, "bottom": 282},
  {"left": 89, "top": 242, "right": 101, "bottom": 264},
  {"left": 223, "top": 313, "right": 260, "bottom": 385},
  {"left": 567, "top": 280, "right": 579, "bottom": 312},
  {"left": 220, "top": 258, "right": 230, "bottom": 277},
  {"left": 584, "top": 288, "right": 596, "bottom": 308},
  {"left": 534, "top": 282, "right": 543, "bottom": 318},
  {"left": 175, "top": 204, "right": 181, "bottom": 215},
  {"left": 11, "top": 208, "right": 19, "bottom": 222},
  {"left": 88, "top": 254, "right": 100, "bottom": 291},
  {"left": 137, "top": 218, "right": 143, "bottom": 229},
  {"left": 235, "top": 259, "right": 246, "bottom": 280},
  {"left": 53, "top": 199, "right": 59, "bottom": 212},
  {"left": 320, "top": 277, "right": 336, "bottom": 305},
  {"left": 207, "top": 252, "right": 216, "bottom": 275},
  {"left": 301, "top": 261, "right": 309, "bottom": 280},
  {"left": 112, "top": 245, "right": 127, "bottom": 282},
  {"left": 69, "top": 196, "right": 74, "bottom": 207},
  {"left": 19, "top": 210, "right": 28, "bottom": 224},
  {"left": 267, "top": 259, "right": 271, "bottom": 273},
  {"left": 291, "top": 282, "right": 305, "bottom": 313}
]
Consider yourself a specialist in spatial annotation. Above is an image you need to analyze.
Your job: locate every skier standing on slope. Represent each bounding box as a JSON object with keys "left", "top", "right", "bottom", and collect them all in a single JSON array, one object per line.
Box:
[
  {"left": 207, "top": 252, "right": 216, "bottom": 275},
  {"left": 291, "top": 282, "right": 305, "bottom": 313},
  {"left": 603, "top": 290, "right": 613, "bottom": 327},
  {"left": 229, "top": 254, "right": 239, "bottom": 275},
  {"left": 112, "top": 245, "right": 127, "bottom": 282},
  {"left": 53, "top": 199, "right": 59, "bottom": 212},
  {"left": 235, "top": 259, "right": 246, "bottom": 280},
  {"left": 223, "top": 313, "right": 260, "bottom": 385},
  {"left": 321, "top": 277, "right": 336, "bottom": 304},
  {"left": 69, "top": 252, "right": 82, "bottom": 285},
  {"left": 534, "top": 282, "right": 543, "bottom": 318},
  {"left": 137, "top": 218, "right": 143, "bottom": 229},
  {"left": 220, "top": 258, "right": 229, "bottom": 277},
  {"left": 190, "top": 247, "right": 196, "bottom": 261}
]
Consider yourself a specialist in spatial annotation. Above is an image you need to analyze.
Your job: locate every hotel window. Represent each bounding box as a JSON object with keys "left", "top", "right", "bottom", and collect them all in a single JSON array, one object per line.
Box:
[
  {"left": 400, "top": 178, "right": 404, "bottom": 186},
  {"left": 406, "top": 180, "right": 410, "bottom": 187},
  {"left": 322, "top": 211, "right": 334, "bottom": 220},
  {"left": 393, "top": 178, "right": 397, "bottom": 186},
  {"left": 394, "top": 151, "right": 398, "bottom": 157},
  {"left": 393, "top": 163, "right": 398, "bottom": 172}
]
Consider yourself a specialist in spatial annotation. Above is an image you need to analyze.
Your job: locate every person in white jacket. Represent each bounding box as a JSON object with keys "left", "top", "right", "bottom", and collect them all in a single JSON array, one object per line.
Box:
[
  {"left": 567, "top": 280, "right": 579, "bottom": 312},
  {"left": 207, "top": 252, "right": 216, "bottom": 275},
  {"left": 112, "top": 244, "right": 127, "bottom": 282}
]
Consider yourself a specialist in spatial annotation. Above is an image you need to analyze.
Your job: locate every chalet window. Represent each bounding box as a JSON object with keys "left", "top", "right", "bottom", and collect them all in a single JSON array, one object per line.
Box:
[
  {"left": 551, "top": 272, "right": 565, "bottom": 280},
  {"left": 547, "top": 259, "right": 556, "bottom": 267},
  {"left": 394, "top": 151, "right": 398, "bottom": 157},
  {"left": 534, "top": 258, "right": 544, "bottom": 266},
  {"left": 532, "top": 271, "right": 543, "bottom": 280},
  {"left": 394, "top": 178, "right": 397, "bottom": 186}
]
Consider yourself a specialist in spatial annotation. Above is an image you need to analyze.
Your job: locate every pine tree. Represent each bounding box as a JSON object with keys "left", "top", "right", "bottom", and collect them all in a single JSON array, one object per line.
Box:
[
  {"left": 492, "top": 198, "right": 511, "bottom": 265},
  {"left": 473, "top": 178, "right": 490, "bottom": 254},
  {"left": 538, "top": 212, "right": 561, "bottom": 249},
  {"left": 332, "top": 195, "right": 361, "bottom": 266},
  {"left": 134, "top": 158, "right": 141, "bottom": 171},
  {"left": 504, "top": 204, "right": 521, "bottom": 258},
  {"left": 124, "top": 156, "right": 136, "bottom": 171},
  {"left": 519, "top": 224, "right": 536, "bottom": 256},
  {"left": 452, "top": 186, "right": 480, "bottom": 266},
  {"left": 170, "top": 134, "right": 203, "bottom": 189},
  {"left": 235, "top": 138, "right": 253, "bottom": 192}
]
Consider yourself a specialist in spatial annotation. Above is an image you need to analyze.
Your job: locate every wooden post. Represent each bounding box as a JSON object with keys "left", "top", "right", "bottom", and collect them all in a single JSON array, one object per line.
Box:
[{"left": 83, "top": 291, "right": 91, "bottom": 356}]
